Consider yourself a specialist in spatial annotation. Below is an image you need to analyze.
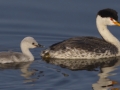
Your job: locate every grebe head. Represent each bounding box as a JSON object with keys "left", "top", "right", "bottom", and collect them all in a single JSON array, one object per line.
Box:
[
  {"left": 21, "top": 37, "right": 43, "bottom": 49},
  {"left": 97, "top": 8, "right": 120, "bottom": 26}
]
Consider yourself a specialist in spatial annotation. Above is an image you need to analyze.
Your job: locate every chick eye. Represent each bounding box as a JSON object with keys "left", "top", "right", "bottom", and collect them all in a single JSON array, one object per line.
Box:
[{"left": 32, "top": 43, "right": 35, "bottom": 45}]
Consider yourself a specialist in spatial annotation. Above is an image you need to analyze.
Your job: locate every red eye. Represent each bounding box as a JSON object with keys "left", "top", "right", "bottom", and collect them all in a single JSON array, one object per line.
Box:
[{"left": 110, "top": 18, "right": 113, "bottom": 21}]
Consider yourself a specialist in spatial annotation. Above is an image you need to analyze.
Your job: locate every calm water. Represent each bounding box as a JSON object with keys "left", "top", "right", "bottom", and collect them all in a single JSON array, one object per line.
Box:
[{"left": 0, "top": 0, "right": 120, "bottom": 90}]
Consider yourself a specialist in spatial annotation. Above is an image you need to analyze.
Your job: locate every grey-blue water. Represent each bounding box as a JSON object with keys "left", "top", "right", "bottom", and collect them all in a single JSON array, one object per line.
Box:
[{"left": 0, "top": 0, "right": 120, "bottom": 90}]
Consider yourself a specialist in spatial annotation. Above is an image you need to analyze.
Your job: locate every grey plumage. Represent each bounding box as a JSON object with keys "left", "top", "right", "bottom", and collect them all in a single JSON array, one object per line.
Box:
[
  {"left": 50, "top": 36, "right": 118, "bottom": 54},
  {"left": 0, "top": 52, "right": 29, "bottom": 63}
]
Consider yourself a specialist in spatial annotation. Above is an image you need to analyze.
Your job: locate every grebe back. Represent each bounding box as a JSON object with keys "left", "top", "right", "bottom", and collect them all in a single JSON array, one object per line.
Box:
[{"left": 41, "top": 8, "right": 120, "bottom": 59}]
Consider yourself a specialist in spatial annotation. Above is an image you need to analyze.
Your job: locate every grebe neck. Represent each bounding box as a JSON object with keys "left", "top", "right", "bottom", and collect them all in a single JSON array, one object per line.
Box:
[
  {"left": 21, "top": 45, "right": 34, "bottom": 61},
  {"left": 96, "top": 16, "right": 120, "bottom": 53}
]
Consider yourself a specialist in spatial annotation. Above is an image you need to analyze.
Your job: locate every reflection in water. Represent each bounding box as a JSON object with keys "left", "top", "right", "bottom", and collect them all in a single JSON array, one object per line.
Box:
[
  {"left": 43, "top": 57, "right": 118, "bottom": 70},
  {"left": 0, "top": 62, "right": 43, "bottom": 83},
  {"left": 92, "top": 66, "right": 118, "bottom": 90},
  {"left": 43, "top": 57, "right": 120, "bottom": 90},
  {"left": 0, "top": 62, "right": 32, "bottom": 70}
]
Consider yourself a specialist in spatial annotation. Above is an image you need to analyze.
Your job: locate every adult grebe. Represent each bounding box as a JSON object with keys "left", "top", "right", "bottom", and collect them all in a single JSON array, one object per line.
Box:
[
  {"left": 0, "top": 37, "right": 43, "bottom": 64},
  {"left": 41, "top": 8, "right": 120, "bottom": 59}
]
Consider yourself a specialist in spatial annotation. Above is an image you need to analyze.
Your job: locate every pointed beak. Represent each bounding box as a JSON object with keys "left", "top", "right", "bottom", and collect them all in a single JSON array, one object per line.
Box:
[
  {"left": 38, "top": 44, "right": 44, "bottom": 48},
  {"left": 113, "top": 21, "right": 120, "bottom": 26},
  {"left": 35, "top": 44, "right": 44, "bottom": 48}
]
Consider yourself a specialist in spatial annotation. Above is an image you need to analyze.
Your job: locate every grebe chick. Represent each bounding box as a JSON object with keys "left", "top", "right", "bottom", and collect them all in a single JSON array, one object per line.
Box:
[
  {"left": 41, "top": 8, "right": 120, "bottom": 59},
  {"left": 0, "top": 37, "right": 43, "bottom": 64}
]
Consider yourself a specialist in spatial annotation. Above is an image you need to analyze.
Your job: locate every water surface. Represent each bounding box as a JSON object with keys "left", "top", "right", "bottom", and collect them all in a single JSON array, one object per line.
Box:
[{"left": 0, "top": 0, "right": 120, "bottom": 90}]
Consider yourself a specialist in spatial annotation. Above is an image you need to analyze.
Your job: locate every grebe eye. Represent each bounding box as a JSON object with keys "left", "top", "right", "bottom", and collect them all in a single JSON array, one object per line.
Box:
[{"left": 110, "top": 18, "right": 113, "bottom": 21}]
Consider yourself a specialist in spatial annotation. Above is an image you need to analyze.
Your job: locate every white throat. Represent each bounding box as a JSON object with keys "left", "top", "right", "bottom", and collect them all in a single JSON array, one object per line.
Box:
[
  {"left": 21, "top": 44, "right": 34, "bottom": 61},
  {"left": 96, "top": 15, "right": 120, "bottom": 54}
]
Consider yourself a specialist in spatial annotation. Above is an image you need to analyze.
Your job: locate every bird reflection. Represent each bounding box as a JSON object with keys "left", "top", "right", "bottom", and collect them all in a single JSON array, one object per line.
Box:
[
  {"left": 92, "top": 67, "right": 117, "bottom": 90},
  {"left": 43, "top": 57, "right": 120, "bottom": 90},
  {"left": 92, "top": 58, "right": 120, "bottom": 90},
  {"left": 43, "top": 57, "right": 118, "bottom": 70},
  {"left": 0, "top": 62, "right": 43, "bottom": 83}
]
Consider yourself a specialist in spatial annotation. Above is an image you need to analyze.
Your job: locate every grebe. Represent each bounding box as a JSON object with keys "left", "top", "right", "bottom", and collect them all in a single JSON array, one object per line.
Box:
[
  {"left": 0, "top": 37, "right": 43, "bottom": 64},
  {"left": 41, "top": 8, "right": 120, "bottom": 59}
]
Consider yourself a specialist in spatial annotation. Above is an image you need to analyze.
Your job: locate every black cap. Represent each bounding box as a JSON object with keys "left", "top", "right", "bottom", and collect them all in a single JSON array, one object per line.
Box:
[{"left": 97, "top": 8, "right": 118, "bottom": 21}]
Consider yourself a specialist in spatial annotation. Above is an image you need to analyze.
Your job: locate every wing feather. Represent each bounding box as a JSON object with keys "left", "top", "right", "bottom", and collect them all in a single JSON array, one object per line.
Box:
[{"left": 50, "top": 36, "right": 118, "bottom": 54}]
